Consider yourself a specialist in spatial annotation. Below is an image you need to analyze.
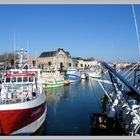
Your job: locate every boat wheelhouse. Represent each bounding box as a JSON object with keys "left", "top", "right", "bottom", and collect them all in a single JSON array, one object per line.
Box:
[{"left": 41, "top": 68, "right": 64, "bottom": 88}]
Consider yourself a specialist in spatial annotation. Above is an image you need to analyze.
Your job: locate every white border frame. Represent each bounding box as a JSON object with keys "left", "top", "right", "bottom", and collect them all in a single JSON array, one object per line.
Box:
[
  {"left": 0, "top": 0, "right": 139, "bottom": 4},
  {"left": 0, "top": 0, "right": 140, "bottom": 139}
]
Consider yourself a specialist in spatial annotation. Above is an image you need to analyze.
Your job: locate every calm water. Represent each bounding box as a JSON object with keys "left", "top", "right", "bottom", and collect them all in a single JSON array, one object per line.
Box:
[
  {"left": 35, "top": 70, "right": 137, "bottom": 136},
  {"left": 35, "top": 78, "right": 106, "bottom": 136}
]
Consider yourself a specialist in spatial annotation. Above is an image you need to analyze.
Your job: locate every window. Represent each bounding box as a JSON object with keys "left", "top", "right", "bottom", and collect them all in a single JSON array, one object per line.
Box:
[
  {"left": 29, "top": 77, "right": 33, "bottom": 82},
  {"left": 23, "top": 77, "right": 28, "bottom": 82},
  {"left": 69, "top": 63, "right": 71, "bottom": 67},
  {"left": 32, "top": 60, "right": 36, "bottom": 66},
  {"left": 48, "top": 61, "right": 51, "bottom": 66},
  {"left": 17, "top": 77, "right": 22, "bottom": 82},
  {"left": 6, "top": 78, "right": 10, "bottom": 83},
  {"left": 42, "top": 64, "right": 44, "bottom": 69},
  {"left": 12, "top": 77, "right": 16, "bottom": 82}
]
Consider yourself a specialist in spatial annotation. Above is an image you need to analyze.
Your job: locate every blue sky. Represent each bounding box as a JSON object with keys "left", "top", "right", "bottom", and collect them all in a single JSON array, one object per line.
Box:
[{"left": 0, "top": 4, "right": 140, "bottom": 62}]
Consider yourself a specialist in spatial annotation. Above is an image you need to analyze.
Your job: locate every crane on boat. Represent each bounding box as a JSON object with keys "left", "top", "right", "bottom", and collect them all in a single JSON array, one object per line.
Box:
[{"left": 95, "top": 61, "right": 140, "bottom": 136}]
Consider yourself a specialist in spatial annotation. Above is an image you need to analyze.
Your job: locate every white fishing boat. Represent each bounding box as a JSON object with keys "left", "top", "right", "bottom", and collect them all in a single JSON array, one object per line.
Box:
[
  {"left": 78, "top": 68, "right": 88, "bottom": 79},
  {"left": 80, "top": 72, "right": 87, "bottom": 79},
  {"left": 87, "top": 67, "right": 101, "bottom": 78}
]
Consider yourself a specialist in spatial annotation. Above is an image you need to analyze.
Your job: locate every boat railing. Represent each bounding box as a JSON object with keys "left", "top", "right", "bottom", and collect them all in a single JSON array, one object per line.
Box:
[{"left": 0, "top": 83, "right": 42, "bottom": 104}]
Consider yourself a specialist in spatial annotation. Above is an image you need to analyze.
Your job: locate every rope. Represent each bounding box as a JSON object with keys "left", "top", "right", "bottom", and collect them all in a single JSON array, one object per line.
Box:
[
  {"left": 127, "top": 73, "right": 140, "bottom": 82},
  {"left": 97, "top": 81, "right": 113, "bottom": 104},
  {"left": 122, "top": 63, "right": 138, "bottom": 77},
  {"left": 124, "top": 64, "right": 138, "bottom": 79}
]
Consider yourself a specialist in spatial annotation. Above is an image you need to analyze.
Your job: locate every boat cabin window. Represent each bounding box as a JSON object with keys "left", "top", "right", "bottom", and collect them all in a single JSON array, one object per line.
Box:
[
  {"left": 12, "top": 77, "right": 16, "bottom": 82},
  {"left": 23, "top": 77, "right": 28, "bottom": 82},
  {"left": 29, "top": 77, "right": 33, "bottom": 82},
  {"left": 6, "top": 78, "right": 10, "bottom": 83},
  {"left": 17, "top": 77, "right": 22, "bottom": 82}
]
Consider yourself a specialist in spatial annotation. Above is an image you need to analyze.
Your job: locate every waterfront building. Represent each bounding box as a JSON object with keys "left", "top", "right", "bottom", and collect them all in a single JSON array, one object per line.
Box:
[
  {"left": 82, "top": 57, "right": 99, "bottom": 68},
  {"left": 72, "top": 57, "right": 99, "bottom": 68},
  {"left": 28, "top": 48, "right": 72, "bottom": 70},
  {"left": 72, "top": 57, "right": 82, "bottom": 67},
  {"left": 27, "top": 48, "right": 99, "bottom": 70}
]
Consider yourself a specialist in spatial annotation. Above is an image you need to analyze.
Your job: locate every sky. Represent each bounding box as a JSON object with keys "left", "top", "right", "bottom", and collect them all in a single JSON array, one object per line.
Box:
[{"left": 0, "top": 4, "right": 140, "bottom": 62}]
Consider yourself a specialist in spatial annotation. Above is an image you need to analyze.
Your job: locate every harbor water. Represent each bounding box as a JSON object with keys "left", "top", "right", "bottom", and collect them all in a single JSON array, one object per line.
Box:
[{"left": 35, "top": 78, "right": 105, "bottom": 135}]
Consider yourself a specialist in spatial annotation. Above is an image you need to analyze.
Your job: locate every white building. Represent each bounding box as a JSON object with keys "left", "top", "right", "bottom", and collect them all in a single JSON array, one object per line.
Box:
[{"left": 72, "top": 57, "right": 99, "bottom": 68}]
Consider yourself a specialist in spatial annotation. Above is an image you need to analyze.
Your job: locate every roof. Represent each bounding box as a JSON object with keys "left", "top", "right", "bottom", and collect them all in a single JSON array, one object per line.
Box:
[
  {"left": 4, "top": 73, "right": 35, "bottom": 78},
  {"left": 83, "top": 57, "right": 95, "bottom": 61},
  {"left": 39, "top": 51, "right": 57, "bottom": 57},
  {"left": 72, "top": 57, "right": 83, "bottom": 60},
  {"left": 39, "top": 48, "right": 71, "bottom": 58},
  {"left": 72, "top": 57, "right": 95, "bottom": 61}
]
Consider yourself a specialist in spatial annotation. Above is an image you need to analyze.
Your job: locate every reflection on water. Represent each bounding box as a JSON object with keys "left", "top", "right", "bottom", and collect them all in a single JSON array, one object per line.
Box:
[
  {"left": 35, "top": 79, "right": 105, "bottom": 135},
  {"left": 45, "top": 86, "right": 68, "bottom": 115}
]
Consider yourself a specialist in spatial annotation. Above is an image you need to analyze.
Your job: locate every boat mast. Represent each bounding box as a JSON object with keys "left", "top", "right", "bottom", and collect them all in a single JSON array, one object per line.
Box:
[
  {"left": 132, "top": 4, "right": 140, "bottom": 62},
  {"left": 15, "top": 48, "right": 28, "bottom": 70}
]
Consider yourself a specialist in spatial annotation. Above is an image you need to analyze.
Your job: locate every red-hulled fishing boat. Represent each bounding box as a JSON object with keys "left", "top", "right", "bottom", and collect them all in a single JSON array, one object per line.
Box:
[{"left": 0, "top": 49, "right": 47, "bottom": 135}]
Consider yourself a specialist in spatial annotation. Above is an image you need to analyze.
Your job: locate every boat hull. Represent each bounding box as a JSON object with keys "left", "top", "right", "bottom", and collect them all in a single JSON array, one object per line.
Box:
[
  {"left": 88, "top": 72, "right": 101, "bottom": 78},
  {"left": 66, "top": 74, "right": 81, "bottom": 83},
  {"left": 0, "top": 94, "right": 47, "bottom": 135},
  {"left": 12, "top": 105, "right": 47, "bottom": 135},
  {"left": 43, "top": 80, "right": 64, "bottom": 88}
]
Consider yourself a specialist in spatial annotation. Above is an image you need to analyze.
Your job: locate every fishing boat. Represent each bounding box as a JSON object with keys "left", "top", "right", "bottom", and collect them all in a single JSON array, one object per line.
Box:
[
  {"left": 0, "top": 49, "right": 47, "bottom": 135},
  {"left": 80, "top": 73, "right": 87, "bottom": 79},
  {"left": 41, "top": 68, "right": 64, "bottom": 88},
  {"left": 87, "top": 66, "right": 101, "bottom": 78},
  {"left": 78, "top": 68, "right": 88, "bottom": 79},
  {"left": 65, "top": 68, "right": 81, "bottom": 83}
]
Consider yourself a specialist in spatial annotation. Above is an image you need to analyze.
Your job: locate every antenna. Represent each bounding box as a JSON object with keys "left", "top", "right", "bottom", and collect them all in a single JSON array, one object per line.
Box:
[
  {"left": 27, "top": 40, "right": 28, "bottom": 62},
  {"left": 14, "top": 31, "right": 16, "bottom": 68}
]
